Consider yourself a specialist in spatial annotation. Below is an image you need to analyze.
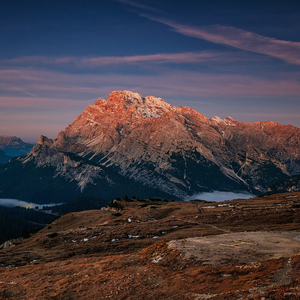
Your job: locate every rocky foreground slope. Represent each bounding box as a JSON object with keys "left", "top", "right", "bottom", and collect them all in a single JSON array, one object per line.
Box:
[
  {"left": 0, "top": 90, "right": 299, "bottom": 203},
  {"left": 1, "top": 193, "right": 300, "bottom": 299}
]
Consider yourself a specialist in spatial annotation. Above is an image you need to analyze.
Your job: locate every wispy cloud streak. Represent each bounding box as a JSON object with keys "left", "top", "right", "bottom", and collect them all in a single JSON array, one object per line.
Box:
[
  {"left": 0, "top": 96, "right": 92, "bottom": 109},
  {"left": 2, "top": 51, "right": 242, "bottom": 67},
  {"left": 143, "top": 16, "right": 300, "bottom": 65},
  {"left": 1, "top": 68, "right": 300, "bottom": 100}
]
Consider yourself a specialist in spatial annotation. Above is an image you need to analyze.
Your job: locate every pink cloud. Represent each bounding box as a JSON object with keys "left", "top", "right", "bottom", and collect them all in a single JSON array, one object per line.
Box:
[
  {"left": 228, "top": 112, "right": 300, "bottom": 128},
  {"left": 2, "top": 51, "right": 247, "bottom": 67},
  {"left": 0, "top": 111, "right": 79, "bottom": 142},
  {"left": 1, "top": 67, "right": 300, "bottom": 141},
  {"left": 144, "top": 16, "right": 300, "bottom": 65},
  {"left": 0, "top": 96, "right": 93, "bottom": 109},
  {"left": 1, "top": 68, "right": 300, "bottom": 101},
  {"left": 5, "top": 56, "right": 76, "bottom": 65},
  {"left": 81, "top": 52, "right": 223, "bottom": 65}
]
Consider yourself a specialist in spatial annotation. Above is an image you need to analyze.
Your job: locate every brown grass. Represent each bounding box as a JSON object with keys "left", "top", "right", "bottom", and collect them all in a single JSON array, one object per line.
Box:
[{"left": 1, "top": 193, "right": 300, "bottom": 299}]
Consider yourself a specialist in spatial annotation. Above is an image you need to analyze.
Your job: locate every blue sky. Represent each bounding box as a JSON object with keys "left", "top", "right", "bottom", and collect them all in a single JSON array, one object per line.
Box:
[{"left": 1, "top": 0, "right": 300, "bottom": 142}]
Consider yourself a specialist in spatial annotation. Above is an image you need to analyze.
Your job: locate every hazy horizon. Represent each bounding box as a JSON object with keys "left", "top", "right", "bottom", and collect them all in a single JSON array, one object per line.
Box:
[
  {"left": 185, "top": 191, "right": 256, "bottom": 202},
  {"left": 0, "top": 199, "right": 64, "bottom": 209}
]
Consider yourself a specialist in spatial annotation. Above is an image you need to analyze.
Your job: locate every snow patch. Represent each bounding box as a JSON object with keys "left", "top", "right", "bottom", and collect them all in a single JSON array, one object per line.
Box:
[
  {"left": 128, "top": 235, "right": 140, "bottom": 238},
  {"left": 218, "top": 204, "right": 234, "bottom": 207},
  {"left": 122, "top": 90, "right": 171, "bottom": 118},
  {"left": 30, "top": 260, "right": 37, "bottom": 264},
  {"left": 153, "top": 257, "right": 163, "bottom": 263},
  {"left": 211, "top": 116, "right": 236, "bottom": 126}
]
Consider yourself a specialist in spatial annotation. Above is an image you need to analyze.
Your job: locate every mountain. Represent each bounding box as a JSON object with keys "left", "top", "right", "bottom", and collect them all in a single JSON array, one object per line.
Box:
[
  {"left": 0, "top": 138, "right": 173, "bottom": 203},
  {"left": 0, "top": 136, "right": 33, "bottom": 157},
  {"left": 0, "top": 90, "right": 299, "bottom": 203}
]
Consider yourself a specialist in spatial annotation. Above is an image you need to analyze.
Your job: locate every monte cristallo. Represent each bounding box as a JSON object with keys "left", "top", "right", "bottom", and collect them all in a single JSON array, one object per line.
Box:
[{"left": 0, "top": 90, "right": 299, "bottom": 204}]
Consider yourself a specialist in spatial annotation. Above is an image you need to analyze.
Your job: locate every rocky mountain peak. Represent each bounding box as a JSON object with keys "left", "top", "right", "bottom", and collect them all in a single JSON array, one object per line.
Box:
[
  {"left": 210, "top": 116, "right": 237, "bottom": 126},
  {"left": 0, "top": 135, "right": 32, "bottom": 148},
  {"left": 37, "top": 135, "right": 53, "bottom": 146},
  {"left": 0, "top": 135, "right": 21, "bottom": 145},
  {"left": 0, "top": 135, "right": 34, "bottom": 157},
  {"left": 3, "top": 90, "right": 299, "bottom": 203},
  {"left": 95, "top": 90, "right": 172, "bottom": 119}
]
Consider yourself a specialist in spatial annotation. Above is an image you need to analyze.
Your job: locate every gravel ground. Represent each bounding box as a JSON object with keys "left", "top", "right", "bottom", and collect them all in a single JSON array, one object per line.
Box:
[{"left": 168, "top": 231, "right": 300, "bottom": 266}]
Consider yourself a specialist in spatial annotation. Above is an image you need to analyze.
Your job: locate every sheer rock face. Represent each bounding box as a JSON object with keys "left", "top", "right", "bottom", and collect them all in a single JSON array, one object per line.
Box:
[{"left": 2, "top": 90, "right": 300, "bottom": 202}]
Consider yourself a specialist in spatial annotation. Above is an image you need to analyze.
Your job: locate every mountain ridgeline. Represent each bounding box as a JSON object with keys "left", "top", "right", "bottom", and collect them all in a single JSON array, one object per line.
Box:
[
  {"left": 0, "top": 90, "right": 299, "bottom": 204},
  {"left": 0, "top": 136, "right": 33, "bottom": 158}
]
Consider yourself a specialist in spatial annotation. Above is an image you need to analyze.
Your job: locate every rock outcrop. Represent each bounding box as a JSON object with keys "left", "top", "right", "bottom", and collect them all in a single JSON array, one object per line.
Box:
[{"left": 268, "top": 174, "right": 300, "bottom": 194}]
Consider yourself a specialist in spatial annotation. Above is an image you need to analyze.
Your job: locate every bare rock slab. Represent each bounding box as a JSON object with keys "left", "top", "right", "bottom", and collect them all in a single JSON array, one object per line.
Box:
[{"left": 168, "top": 231, "right": 300, "bottom": 266}]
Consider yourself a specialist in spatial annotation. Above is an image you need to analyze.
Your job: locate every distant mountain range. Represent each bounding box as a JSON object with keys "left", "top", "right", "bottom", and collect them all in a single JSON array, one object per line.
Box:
[
  {"left": 0, "top": 136, "right": 33, "bottom": 159},
  {"left": 0, "top": 90, "right": 299, "bottom": 203}
]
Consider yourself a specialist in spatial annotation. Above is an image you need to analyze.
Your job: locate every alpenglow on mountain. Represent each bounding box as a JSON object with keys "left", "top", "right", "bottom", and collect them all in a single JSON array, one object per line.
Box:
[{"left": 0, "top": 90, "right": 299, "bottom": 203}]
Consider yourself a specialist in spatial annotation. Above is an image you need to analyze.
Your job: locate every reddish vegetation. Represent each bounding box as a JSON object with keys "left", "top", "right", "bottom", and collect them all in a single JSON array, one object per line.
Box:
[{"left": 1, "top": 193, "right": 300, "bottom": 299}]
